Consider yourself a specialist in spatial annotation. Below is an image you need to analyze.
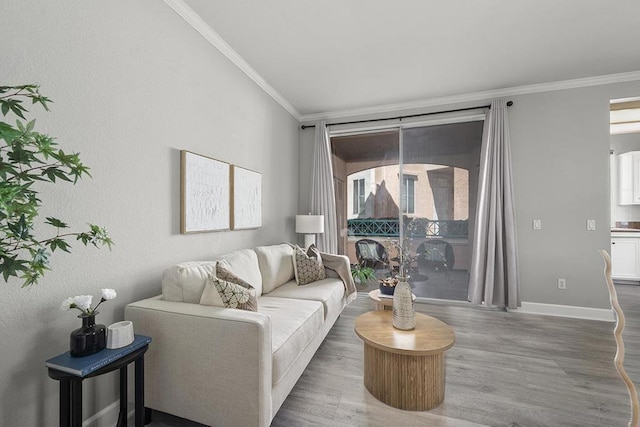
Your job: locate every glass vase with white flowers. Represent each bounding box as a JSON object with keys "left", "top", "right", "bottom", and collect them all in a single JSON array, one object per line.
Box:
[{"left": 61, "top": 289, "right": 117, "bottom": 357}]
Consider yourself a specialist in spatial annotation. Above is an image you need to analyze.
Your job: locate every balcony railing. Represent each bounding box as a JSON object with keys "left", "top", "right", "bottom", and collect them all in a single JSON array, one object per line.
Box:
[{"left": 347, "top": 218, "right": 468, "bottom": 238}]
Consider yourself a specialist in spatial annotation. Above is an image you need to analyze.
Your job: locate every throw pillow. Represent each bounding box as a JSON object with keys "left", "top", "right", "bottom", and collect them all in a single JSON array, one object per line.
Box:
[
  {"left": 217, "top": 265, "right": 258, "bottom": 310},
  {"left": 306, "top": 243, "right": 322, "bottom": 259},
  {"left": 216, "top": 264, "right": 255, "bottom": 291},
  {"left": 200, "top": 273, "right": 257, "bottom": 311},
  {"left": 292, "top": 244, "right": 326, "bottom": 286}
]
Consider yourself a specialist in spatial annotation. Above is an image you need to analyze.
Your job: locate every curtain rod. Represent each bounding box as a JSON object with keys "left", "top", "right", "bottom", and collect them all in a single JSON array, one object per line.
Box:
[{"left": 300, "top": 101, "right": 513, "bottom": 130}]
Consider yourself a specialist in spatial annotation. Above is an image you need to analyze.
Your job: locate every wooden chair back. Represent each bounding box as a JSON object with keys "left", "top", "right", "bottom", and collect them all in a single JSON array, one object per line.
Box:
[{"left": 600, "top": 249, "right": 639, "bottom": 427}]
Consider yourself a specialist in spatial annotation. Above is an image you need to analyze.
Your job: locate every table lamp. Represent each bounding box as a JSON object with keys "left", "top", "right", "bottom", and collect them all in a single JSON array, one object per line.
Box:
[{"left": 295, "top": 214, "right": 324, "bottom": 249}]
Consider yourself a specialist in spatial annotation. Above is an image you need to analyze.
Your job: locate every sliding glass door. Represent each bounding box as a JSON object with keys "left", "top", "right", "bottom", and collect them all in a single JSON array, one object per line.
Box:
[
  {"left": 331, "top": 119, "right": 483, "bottom": 301},
  {"left": 332, "top": 130, "right": 400, "bottom": 266},
  {"left": 400, "top": 121, "right": 483, "bottom": 300}
]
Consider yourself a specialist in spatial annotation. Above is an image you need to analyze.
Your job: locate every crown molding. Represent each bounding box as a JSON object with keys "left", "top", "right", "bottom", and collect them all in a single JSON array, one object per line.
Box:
[
  {"left": 163, "top": 0, "right": 301, "bottom": 120},
  {"left": 160, "top": 2, "right": 640, "bottom": 127},
  {"left": 300, "top": 70, "right": 640, "bottom": 124}
]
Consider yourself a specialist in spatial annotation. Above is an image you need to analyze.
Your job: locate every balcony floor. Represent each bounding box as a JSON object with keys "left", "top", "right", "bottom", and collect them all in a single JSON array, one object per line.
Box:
[{"left": 358, "top": 265, "right": 470, "bottom": 302}]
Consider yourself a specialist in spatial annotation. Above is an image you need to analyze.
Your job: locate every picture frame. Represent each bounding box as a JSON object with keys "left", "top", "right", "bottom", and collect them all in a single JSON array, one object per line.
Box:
[
  {"left": 180, "top": 150, "right": 231, "bottom": 234},
  {"left": 231, "top": 165, "right": 262, "bottom": 230}
]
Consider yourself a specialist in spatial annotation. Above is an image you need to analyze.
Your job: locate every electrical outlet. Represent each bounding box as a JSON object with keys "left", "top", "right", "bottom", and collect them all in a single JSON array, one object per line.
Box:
[
  {"left": 558, "top": 278, "right": 566, "bottom": 289},
  {"left": 587, "top": 219, "right": 596, "bottom": 231},
  {"left": 533, "top": 219, "right": 542, "bottom": 230}
]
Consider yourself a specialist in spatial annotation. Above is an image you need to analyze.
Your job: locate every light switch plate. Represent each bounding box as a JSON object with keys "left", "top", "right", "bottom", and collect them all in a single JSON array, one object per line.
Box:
[
  {"left": 533, "top": 219, "right": 542, "bottom": 230},
  {"left": 587, "top": 219, "right": 596, "bottom": 231}
]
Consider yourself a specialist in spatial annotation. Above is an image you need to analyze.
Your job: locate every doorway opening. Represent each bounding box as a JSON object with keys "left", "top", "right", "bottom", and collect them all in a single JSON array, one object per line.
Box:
[{"left": 610, "top": 97, "right": 640, "bottom": 283}]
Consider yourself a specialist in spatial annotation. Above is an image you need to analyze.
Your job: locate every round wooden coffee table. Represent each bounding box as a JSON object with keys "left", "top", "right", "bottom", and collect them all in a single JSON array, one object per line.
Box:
[{"left": 354, "top": 311, "right": 455, "bottom": 411}]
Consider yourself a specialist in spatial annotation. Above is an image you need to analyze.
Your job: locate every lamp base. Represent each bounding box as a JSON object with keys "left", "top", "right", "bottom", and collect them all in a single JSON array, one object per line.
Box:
[{"left": 304, "top": 234, "right": 316, "bottom": 250}]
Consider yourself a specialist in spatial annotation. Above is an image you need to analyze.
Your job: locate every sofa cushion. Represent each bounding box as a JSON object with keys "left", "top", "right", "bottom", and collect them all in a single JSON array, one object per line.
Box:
[
  {"left": 266, "top": 278, "right": 344, "bottom": 321},
  {"left": 162, "top": 261, "right": 217, "bottom": 303},
  {"left": 257, "top": 296, "right": 323, "bottom": 386},
  {"left": 292, "top": 245, "right": 326, "bottom": 286},
  {"left": 200, "top": 274, "right": 257, "bottom": 311},
  {"left": 254, "top": 244, "right": 294, "bottom": 294},
  {"left": 216, "top": 249, "right": 263, "bottom": 296}
]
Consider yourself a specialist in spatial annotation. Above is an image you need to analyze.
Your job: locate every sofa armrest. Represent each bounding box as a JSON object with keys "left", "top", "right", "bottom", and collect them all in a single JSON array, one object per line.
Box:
[{"left": 125, "top": 296, "right": 272, "bottom": 427}]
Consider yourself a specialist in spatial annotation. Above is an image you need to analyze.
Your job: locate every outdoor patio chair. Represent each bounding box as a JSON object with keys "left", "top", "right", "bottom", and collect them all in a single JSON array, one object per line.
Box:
[
  {"left": 416, "top": 239, "right": 455, "bottom": 272},
  {"left": 355, "top": 239, "right": 388, "bottom": 270}
]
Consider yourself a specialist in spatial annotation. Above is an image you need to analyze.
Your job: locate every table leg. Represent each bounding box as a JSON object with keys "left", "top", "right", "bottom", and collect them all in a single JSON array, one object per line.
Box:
[
  {"left": 116, "top": 366, "right": 127, "bottom": 427},
  {"left": 59, "top": 380, "right": 70, "bottom": 427},
  {"left": 135, "top": 355, "right": 145, "bottom": 426},
  {"left": 70, "top": 379, "right": 82, "bottom": 427}
]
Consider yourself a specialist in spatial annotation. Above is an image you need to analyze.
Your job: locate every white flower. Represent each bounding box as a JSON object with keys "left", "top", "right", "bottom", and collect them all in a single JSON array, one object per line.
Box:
[
  {"left": 73, "top": 295, "right": 93, "bottom": 311},
  {"left": 60, "top": 297, "right": 75, "bottom": 311},
  {"left": 61, "top": 289, "right": 117, "bottom": 315},
  {"left": 101, "top": 288, "right": 117, "bottom": 300}
]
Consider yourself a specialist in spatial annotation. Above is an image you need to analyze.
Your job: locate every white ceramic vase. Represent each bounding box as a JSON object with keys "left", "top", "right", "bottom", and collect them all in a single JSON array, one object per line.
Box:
[{"left": 392, "top": 276, "right": 415, "bottom": 330}]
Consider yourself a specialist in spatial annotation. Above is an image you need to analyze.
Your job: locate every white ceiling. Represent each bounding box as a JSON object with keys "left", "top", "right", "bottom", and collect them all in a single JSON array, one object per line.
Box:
[{"left": 178, "top": 0, "right": 640, "bottom": 120}]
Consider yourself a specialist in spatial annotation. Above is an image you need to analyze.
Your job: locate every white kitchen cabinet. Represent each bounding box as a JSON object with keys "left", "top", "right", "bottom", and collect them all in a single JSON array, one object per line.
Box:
[
  {"left": 611, "top": 233, "right": 640, "bottom": 280},
  {"left": 618, "top": 151, "right": 640, "bottom": 205}
]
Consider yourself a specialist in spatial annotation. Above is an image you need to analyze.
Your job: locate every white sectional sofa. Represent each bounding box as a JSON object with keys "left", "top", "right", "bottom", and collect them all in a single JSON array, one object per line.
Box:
[{"left": 125, "top": 244, "right": 356, "bottom": 427}]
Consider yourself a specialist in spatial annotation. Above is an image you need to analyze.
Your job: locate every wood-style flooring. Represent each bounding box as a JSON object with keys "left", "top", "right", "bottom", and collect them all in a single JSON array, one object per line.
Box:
[{"left": 149, "top": 285, "right": 640, "bottom": 427}]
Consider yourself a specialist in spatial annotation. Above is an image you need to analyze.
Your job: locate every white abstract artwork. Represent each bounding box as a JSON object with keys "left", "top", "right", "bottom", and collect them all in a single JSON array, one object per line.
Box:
[
  {"left": 181, "top": 151, "right": 230, "bottom": 233},
  {"left": 232, "top": 166, "right": 262, "bottom": 230}
]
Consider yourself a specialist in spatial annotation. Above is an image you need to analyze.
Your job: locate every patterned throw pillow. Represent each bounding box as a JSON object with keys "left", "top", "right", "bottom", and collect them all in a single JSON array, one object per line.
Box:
[
  {"left": 216, "top": 265, "right": 256, "bottom": 293},
  {"left": 212, "top": 276, "right": 256, "bottom": 310},
  {"left": 292, "top": 244, "right": 326, "bottom": 286},
  {"left": 200, "top": 270, "right": 257, "bottom": 311},
  {"left": 216, "top": 265, "right": 258, "bottom": 310}
]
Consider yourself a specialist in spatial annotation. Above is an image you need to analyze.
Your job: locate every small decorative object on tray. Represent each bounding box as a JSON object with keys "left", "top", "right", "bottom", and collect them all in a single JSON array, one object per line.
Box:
[{"left": 379, "top": 277, "right": 398, "bottom": 295}]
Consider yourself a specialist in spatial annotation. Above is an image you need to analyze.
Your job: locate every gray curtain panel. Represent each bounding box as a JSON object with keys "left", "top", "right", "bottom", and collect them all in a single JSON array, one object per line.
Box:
[
  {"left": 310, "top": 121, "right": 338, "bottom": 253},
  {"left": 468, "top": 99, "right": 520, "bottom": 309}
]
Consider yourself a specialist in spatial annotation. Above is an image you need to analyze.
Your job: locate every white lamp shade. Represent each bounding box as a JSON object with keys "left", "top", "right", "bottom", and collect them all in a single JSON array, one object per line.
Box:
[{"left": 295, "top": 215, "right": 324, "bottom": 234}]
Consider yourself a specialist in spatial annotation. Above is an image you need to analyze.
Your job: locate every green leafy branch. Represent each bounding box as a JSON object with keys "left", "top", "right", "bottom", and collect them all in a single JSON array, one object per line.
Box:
[{"left": 0, "top": 85, "right": 113, "bottom": 287}]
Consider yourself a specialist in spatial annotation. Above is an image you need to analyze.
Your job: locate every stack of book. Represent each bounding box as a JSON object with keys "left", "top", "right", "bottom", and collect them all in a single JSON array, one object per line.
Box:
[
  {"left": 46, "top": 334, "right": 151, "bottom": 377},
  {"left": 378, "top": 292, "right": 416, "bottom": 301}
]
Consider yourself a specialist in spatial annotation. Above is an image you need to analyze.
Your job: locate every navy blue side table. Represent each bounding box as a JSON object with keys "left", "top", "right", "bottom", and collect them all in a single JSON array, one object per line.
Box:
[{"left": 47, "top": 335, "right": 151, "bottom": 427}]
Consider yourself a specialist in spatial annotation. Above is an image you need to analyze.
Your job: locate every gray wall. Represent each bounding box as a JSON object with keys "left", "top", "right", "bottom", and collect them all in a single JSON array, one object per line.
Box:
[
  {"left": 509, "top": 84, "right": 635, "bottom": 308},
  {"left": 0, "top": 1, "right": 298, "bottom": 425},
  {"left": 300, "top": 81, "right": 640, "bottom": 310},
  {"left": 611, "top": 132, "right": 640, "bottom": 222}
]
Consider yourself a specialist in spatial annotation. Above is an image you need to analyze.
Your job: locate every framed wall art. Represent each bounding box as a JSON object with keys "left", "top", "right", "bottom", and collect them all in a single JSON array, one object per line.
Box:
[
  {"left": 231, "top": 165, "right": 262, "bottom": 230},
  {"left": 180, "top": 150, "right": 231, "bottom": 234}
]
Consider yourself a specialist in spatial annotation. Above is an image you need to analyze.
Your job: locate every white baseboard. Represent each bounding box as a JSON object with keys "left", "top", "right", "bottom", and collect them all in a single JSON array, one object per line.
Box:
[
  {"left": 83, "top": 400, "right": 118, "bottom": 427},
  {"left": 518, "top": 302, "right": 615, "bottom": 322},
  {"left": 83, "top": 400, "right": 135, "bottom": 427},
  {"left": 414, "top": 297, "right": 615, "bottom": 322}
]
